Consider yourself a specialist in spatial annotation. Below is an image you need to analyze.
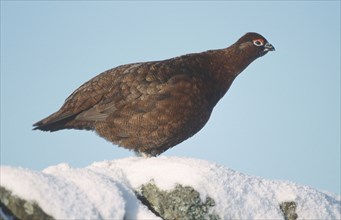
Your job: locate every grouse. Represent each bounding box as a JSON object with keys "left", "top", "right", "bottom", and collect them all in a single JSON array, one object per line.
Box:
[{"left": 33, "top": 32, "right": 275, "bottom": 157}]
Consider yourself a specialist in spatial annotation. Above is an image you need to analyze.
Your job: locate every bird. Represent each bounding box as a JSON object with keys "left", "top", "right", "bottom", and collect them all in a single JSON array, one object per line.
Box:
[{"left": 33, "top": 32, "right": 275, "bottom": 157}]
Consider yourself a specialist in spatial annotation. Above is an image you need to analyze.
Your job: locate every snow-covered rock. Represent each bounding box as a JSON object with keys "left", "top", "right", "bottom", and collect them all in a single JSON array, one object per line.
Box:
[{"left": 0, "top": 157, "right": 340, "bottom": 219}]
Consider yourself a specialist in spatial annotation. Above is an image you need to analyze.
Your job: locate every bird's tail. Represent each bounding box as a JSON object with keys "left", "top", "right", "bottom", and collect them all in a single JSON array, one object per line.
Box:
[{"left": 33, "top": 112, "right": 78, "bottom": 132}]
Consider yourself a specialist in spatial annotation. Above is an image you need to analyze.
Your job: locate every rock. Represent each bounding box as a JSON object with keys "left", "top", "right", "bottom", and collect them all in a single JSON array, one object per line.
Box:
[
  {"left": 1, "top": 182, "right": 221, "bottom": 220},
  {"left": 280, "top": 201, "right": 298, "bottom": 220},
  {"left": 0, "top": 185, "right": 319, "bottom": 220},
  {"left": 135, "top": 181, "right": 219, "bottom": 220},
  {"left": 0, "top": 186, "right": 54, "bottom": 220},
  {"left": 1, "top": 182, "right": 302, "bottom": 220}
]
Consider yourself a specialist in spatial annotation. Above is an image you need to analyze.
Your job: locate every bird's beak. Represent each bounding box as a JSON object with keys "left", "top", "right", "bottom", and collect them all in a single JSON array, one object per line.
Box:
[{"left": 264, "top": 42, "right": 275, "bottom": 52}]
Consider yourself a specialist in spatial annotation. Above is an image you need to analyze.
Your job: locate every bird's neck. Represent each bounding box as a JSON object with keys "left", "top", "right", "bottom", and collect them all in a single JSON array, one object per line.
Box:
[{"left": 206, "top": 47, "right": 257, "bottom": 101}]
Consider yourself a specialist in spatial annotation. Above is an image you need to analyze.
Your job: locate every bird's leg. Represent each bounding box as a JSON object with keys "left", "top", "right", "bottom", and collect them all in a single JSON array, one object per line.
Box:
[{"left": 134, "top": 151, "right": 152, "bottom": 158}]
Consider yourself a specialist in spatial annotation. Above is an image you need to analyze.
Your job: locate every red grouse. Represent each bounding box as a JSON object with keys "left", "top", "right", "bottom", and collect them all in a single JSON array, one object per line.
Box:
[{"left": 33, "top": 32, "right": 275, "bottom": 156}]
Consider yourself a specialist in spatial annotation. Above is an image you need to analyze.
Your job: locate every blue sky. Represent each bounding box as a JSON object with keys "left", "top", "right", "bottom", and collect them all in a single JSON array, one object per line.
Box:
[{"left": 1, "top": 1, "right": 340, "bottom": 194}]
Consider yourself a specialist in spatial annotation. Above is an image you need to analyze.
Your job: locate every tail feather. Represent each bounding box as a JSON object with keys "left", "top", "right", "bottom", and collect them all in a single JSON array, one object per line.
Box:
[{"left": 33, "top": 112, "right": 78, "bottom": 132}]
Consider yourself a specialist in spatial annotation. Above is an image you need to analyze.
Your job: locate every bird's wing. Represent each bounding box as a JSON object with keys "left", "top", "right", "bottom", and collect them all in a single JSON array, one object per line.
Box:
[
  {"left": 34, "top": 54, "right": 202, "bottom": 131},
  {"left": 75, "top": 60, "right": 196, "bottom": 122},
  {"left": 33, "top": 63, "right": 142, "bottom": 129}
]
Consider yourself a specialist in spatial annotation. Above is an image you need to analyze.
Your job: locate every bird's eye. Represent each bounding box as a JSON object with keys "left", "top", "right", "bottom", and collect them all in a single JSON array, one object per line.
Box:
[{"left": 253, "top": 39, "right": 264, "bottom": 47}]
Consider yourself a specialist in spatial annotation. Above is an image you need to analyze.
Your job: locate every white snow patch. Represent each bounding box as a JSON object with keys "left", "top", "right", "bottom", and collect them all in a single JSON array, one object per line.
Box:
[{"left": 1, "top": 157, "right": 340, "bottom": 219}]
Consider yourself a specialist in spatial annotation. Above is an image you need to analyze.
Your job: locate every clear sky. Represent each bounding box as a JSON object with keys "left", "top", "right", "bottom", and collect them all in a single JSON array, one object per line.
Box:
[{"left": 1, "top": 1, "right": 340, "bottom": 195}]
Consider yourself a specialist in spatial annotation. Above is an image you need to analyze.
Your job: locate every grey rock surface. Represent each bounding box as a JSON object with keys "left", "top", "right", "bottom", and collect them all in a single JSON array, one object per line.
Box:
[
  {"left": 280, "top": 201, "right": 298, "bottom": 220},
  {"left": 0, "top": 186, "right": 54, "bottom": 220},
  {"left": 135, "top": 181, "right": 219, "bottom": 220}
]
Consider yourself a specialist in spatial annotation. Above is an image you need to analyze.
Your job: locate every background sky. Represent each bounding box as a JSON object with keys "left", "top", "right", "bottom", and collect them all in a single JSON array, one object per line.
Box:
[{"left": 1, "top": 1, "right": 340, "bottom": 195}]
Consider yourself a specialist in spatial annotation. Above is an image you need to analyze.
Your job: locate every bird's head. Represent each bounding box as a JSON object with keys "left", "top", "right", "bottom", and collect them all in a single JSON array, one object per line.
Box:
[{"left": 236, "top": 32, "right": 275, "bottom": 58}]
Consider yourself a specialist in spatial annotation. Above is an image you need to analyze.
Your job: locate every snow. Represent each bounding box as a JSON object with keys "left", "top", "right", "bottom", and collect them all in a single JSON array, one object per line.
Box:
[{"left": 1, "top": 156, "right": 340, "bottom": 219}]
